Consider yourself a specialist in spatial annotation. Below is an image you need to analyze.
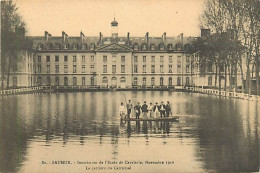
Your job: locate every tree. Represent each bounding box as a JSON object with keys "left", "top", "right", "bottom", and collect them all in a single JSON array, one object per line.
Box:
[{"left": 1, "top": 1, "right": 31, "bottom": 89}]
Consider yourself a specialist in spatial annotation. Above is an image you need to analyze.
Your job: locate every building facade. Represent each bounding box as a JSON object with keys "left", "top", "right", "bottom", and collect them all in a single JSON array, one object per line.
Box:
[{"left": 4, "top": 18, "right": 247, "bottom": 89}]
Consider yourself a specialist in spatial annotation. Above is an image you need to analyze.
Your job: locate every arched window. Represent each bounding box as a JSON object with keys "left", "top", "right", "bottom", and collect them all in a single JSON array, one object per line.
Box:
[
  {"left": 150, "top": 44, "right": 156, "bottom": 50},
  {"left": 55, "top": 77, "right": 59, "bottom": 86},
  {"left": 177, "top": 77, "right": 181, "bottom": 86},
  {"left": 102, "top": 76, "right": 108, "bottom": 84},
  {"left": 133, "top": 77, "right": 138, "bottom": 85},
  {"left": 167, "top": 44, "right": 173, "bottom": 50},
  {"left": 82, "top": 77, "right": 86, "bottom": 85},
  {"left": 47, "top": 76, "right": 51, "bottom": 86},
  {"left": 120, "top": 77, "right": 126, "bottom": 83},
  {"left": 38, "top": 77, "right": 42, "bottom": 86},
  {"left": 64, "top": 77, "right": 68, "bottom": 86},
  {"left": 73, "top": 77, "right": 77, "bottom": 86},
  {"left": 111, "top": 76, "right": 117, "bottom": 86},
  {"left": 175, "top": 43, "right": 183, "bottom": 51},
  {"left": 141, "top": 43, "right": 147, "bottom": 50},
  {"left": 160, "top": 77, "right": 164, "bottom": 86},
  {"left": 13, "top": 77, "right": 17, "bottom": 86},
  {"left": 90, "top": 77, "right": 94, "bottom": 86},
  {"left": 151, "top": 77, "right": 155, "bottom": 86},
  {"left": 143, "top": 77, "right": 146, "bottom": 86},
  {"left": 133, "top": 43, "right": 139, "bottom": 50},
  {"left": 169, "top": 77, "right": 172, "bottom": 86},
  {"left": 208, "top": 76, "right": 212, "bottom": 86},
  {"left": 186, "top": 77, "right": 190, "bottom": 86},
  {"left": 159, "top": 43, "right": 165, "bottom": 50}
]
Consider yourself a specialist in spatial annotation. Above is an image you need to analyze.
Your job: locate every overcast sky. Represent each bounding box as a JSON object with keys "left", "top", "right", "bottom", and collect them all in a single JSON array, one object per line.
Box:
[{"left": 15, "top": 0, "right": 205, "bottom": 37}]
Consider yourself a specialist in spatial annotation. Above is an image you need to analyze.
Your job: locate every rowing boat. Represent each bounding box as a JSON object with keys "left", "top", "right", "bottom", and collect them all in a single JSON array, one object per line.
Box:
[{"left": 121, "top": 116, "right": 179, "bottom": 121}]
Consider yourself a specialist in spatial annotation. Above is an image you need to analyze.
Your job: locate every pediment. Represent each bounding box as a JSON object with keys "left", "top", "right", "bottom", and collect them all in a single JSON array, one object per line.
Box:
[{"left": 96, "top": 43, "right": 132, "bottom": 52}]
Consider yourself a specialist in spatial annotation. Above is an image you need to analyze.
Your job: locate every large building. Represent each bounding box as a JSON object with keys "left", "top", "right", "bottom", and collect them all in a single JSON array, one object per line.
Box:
[{"left": 3, "top": 18, "right": 246, "bottom": 89}]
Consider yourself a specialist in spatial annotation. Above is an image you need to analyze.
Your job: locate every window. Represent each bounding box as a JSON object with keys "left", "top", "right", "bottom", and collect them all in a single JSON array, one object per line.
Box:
[
  {"left": 90, "top": 65, "right": 94, "bottom": 72},
  {"left": 102, "top": 77, "right": 108, "bottom": 84},
  {"left": 64, "top": 56, "right": 68, "bottom": 62},
  {"left": 38, "top": 65, "right": 41, "bottom": 73},
  {"left": 38, "top": 56, "right": 41, "bottom": 62},
  {"left": 37, "top": 77, "right": 42, "bottom": 86},
  {"left": 91, "top": 56, "right": 94, "bottom": 62},
  {"left": 169, "top": 77, "right": 172, "bottom": 86},
  {"left": 133, "top": 77, "right": 138, "bottom": 85},
  {"left": 55, "top": 55, "right": 59, "bottom": 62},
  {"left": 103, "top": 56, "right": 107, "bottom": 62},
  {"left": 143, "top": 56, "right": 146, "bottom": 63},
  {"left": 121, "top": 65, "right": 125, "bottom": 73},
  {"left": 103, "top": 65, "right": 107, "bottom": 73},
  {"left": 82, "top": 56, "right": 85, "bottom": 62},
  {"left": 73, "top": 65, "right": 76, "bottom": 73},
  {"left": 82, "top": 65, "right": 85, "bottom": 73},
  {"left": 64, "top": 65, "right": 68, "bottom": 73},
  {"left": 169, "top": 56, "right": 173, "bottom": 63},
  {"left": 186, "top": 77, "right": 190, "bottom": 86},
  {"left": 47, "top": 76, "right": 51, "bottom": 86},
  {"left": 208, "top": 64, "right": 213, "bottom": 72},
  {"left": 134, "top": 56, "right": 138, "bottom": 63},
  {"left": 177, "top": 65, "right": 181, "bottom": 73},
  {"left": 46, "top": 65, "right": 50, "bottom": 73},
  {"left": 177, "top": 56, "right": 181, "bottom": 63},
  {"left": 55, "top": 77, "right": 59, "bottom": 86},
  {"left": 13, "top": 77, "right": 17, "bottom": 86},
  {"left": 160, "top": 65, "right": 164, "bottom": 73},
  {"left": 220, "top": 65, "right": 224, "bottom": 72},
  {"left": 143, "top": 77, "right": 146, "bottom": 86},
  {"left": 73, "top": 77, "right": 77, "bottom": 86},
  {"left": 55, "top": 65, "right": 59, "bottom": 73},
  {"left": 143, "top": 65, "right": 146, "bottom": 73},
  {"left": 121, "top": 56, "right": 125, "bottom": 63},
  {"left": 112, "top": 65, "right": 116, "bottom": 73},
  {"left": 160, "top": 56, "right": 164, "bottom": 63},
  {"left": 151, "top": 77, "right": 155, "bottom": 86},
  {"left": 73, "top": 56, "right": 77, "bottom": 62},
  {"left": 169, "top": 65, "right": 172, "bottom": 73},
  {"left": 151, "top": 65, "right": 155, "bottom": 73},
  {"left": 186, "top": 56, "right": 190, "bottom": 63},
  {"left": 64, "top": 77, "right": 68, "bottom": 86},
  {"left": 208, "top": 76, "right": 212, "bottom": 86},
  {"left": 186, "top": 65, "right": 190, "bottom": 73},
  {"left": 177, "top": 77, "right": 181, "bottom": 86},
  {"left": 134, "top": 65, "right": 138, "bottom": 73},
  {"left": 151, "top": 56, "right": 155, "bottom": 62},
  {"left": 160, "top": 77, "right": 164, "bottom": 86},
  {"left": 82, "top": 77, "right": 85, "bottom": 85},
  {"left": 112, "top": 55, "right": 116, "bottom": 62},
  {"left": 46, "top": 56, "right": 50, "bottom": 62}
]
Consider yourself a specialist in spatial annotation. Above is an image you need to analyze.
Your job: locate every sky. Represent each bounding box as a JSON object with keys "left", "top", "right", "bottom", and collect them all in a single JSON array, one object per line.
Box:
[{"left": 15, "top": 0, "right": 205, "bottom": 38}]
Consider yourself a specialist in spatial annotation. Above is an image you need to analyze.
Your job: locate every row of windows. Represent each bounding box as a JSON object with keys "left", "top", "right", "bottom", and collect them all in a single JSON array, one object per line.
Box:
[
  {"left": 36, "top": 55, "right": 95, "bottom": 62},
  {"left": 132, "top": 77, "right": 189, "bottom": 86},
  {"left": 132, "top": 65, "right": 190, "bottom": 73},
  {"left": 36, "top": 55, "right": 191, "bottom": 63},
  {"left": 36, "top": 65, "right": 94, "bottom": 73}
]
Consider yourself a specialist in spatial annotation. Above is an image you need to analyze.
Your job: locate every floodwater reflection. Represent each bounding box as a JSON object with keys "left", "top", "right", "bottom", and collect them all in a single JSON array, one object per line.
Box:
[{"left": 0, "top": 91, "right": 259, "bottom": 172}]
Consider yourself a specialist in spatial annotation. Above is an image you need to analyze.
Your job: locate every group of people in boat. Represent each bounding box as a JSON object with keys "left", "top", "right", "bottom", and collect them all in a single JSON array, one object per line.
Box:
[{"left": 119, "top": 100, "right": 172, "bottom": 119}]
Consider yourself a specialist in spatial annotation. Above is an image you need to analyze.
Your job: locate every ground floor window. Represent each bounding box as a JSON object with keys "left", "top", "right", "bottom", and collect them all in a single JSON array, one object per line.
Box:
[
  {"left": 133, "top": 77, "right": 138, "bottom": 86},
  {"left": 186, "top": 77, "right": 190, "bottom": 86},
  {"left": 177, "top": 77, "right": 181, "bottom": 86},
  {"left": 91, "top": 77, "right": 94, "bottom": 86},
  {"left": 102, "top": 76, "right": 108, "bottom": 84},
  {"left": 160, "top": 77, "right": 164, "bottom": 86},
  {"left": 151, "top": 77, "right": 155, "bottom": 86},
  {"left": 73, "top": 77, "right": 77, "bottom": 86},
  {"left": 47, "top": 76, "right": 51, "bottom": 86},
  {"left": 55, "top": 77, "right": 59, "bottom": 86},
  {"left": 169, "top": 77, "right": 172, "bottom": 86},
  {"left": 208, "top": 76, "right": 212, "bottom": 86},
  {"left": 38, "top": 77, "right": 42, "bottom": 86},
  {"left": 120, "top": 77, "right": 126, "bottom": 83},
  {"left": 82, "top": 77, "right": 85, "bottom": 85},
  {"left": 64, "top": 77, "right": 68, "bottom": 86},
  {"left": 13, "top": 77, "right": 17, "bottom": 86},
  {"left": 143, "top": 77, "right": 146, "bottom": 86}
]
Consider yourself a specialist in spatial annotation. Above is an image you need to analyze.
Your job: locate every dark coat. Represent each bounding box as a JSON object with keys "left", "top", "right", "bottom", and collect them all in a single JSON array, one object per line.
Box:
[
  {"left": 158, "top": 104, "right": 166, "bottom": 111},
  {"left": 141, "top": 104, "right": 148, "bottom": 112},
  {"left": 153, "top": 105, "right": 160, "bottom": 112},
  {"left": 134, "top": 105, "right": 141, "bottom": 113}
]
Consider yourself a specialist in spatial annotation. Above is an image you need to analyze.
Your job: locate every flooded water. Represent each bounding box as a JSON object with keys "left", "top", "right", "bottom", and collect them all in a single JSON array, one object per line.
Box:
[{"left": 0, "top": 91, "right": 259, "bottom": 173}]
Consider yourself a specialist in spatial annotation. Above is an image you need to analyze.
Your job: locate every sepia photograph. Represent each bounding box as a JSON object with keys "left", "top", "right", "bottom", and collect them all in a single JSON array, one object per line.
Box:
[{"left": 0, "top": 0, "right": 259, "bottom": 172}]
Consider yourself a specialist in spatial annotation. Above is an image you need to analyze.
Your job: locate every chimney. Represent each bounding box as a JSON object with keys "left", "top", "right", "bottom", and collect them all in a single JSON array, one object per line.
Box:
[
  {"left": 162, "top": 32, "right": 166, "bottom": 42},
  {"left": 145, "top": 32, "right": 149, "bottom": 44},
  {"left": 201, "top": 29, "right": 210, "bottom": 38},
  {"left": 80, "top": 31, "right": 85, "bottom": 42},
  {"left": 99, "top": 32, "right": 103, "bottom": 44},
  {"left": 127, "top": 32, "right": 130, "bottom": 41},
  {"left": 44, "top": 31, "right": 52, "bottom": 41},
  {"left": 62, "top": 31, "right": 68, "bottom": 42}
]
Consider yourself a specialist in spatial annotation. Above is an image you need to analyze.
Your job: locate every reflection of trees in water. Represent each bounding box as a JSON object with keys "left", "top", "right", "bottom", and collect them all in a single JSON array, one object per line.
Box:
[
  {"left": 0, "top": 97, "right": 28, "bottom": 173},
  {"left": 194, "top": 98, "right": 259, "bottom": 172}
]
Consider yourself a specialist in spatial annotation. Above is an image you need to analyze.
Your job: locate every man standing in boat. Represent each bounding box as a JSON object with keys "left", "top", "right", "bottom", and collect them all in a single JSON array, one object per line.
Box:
[
  {"left": 159, "top": 101, "right": 166, "bottom": 117},
  {"left": 153, "top": 102, "right": 160, "bottom": 118},
  {"left": 126, "top": 100, "right": 133, "bottom": 118},
  {"left": 141, "top": 101, "right": 148, "bottom": 118},
  {"left": 134, "top": 102, "right": 141, "bottom": 119},
  {"left": 148, "top": 102, "right": 153, "bottom": 118},
  {"left": 166, "top": 101, "right": 172, "bottom": 117},
  {"left": 119, "top": 102, "right": 126, "bottom": 119}
]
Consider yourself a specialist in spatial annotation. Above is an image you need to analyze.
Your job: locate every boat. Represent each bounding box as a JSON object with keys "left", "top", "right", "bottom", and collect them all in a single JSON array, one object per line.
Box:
[{"left": 121, "top": 116, "right": 179, "bottom": 121}]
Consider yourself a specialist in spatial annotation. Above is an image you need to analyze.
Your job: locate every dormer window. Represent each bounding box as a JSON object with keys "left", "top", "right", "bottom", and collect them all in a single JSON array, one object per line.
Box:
[
  {"left": 142, "top": 44, "right": 147, "bottom": 50},
  {"left": 150, "top": 44, "right": 156, "bottom": 50},
  {"left": 90, "top": 43, "right": 95, "bottom": 50},
  {"left": 55, "top": 43, "right": 60, "bottom": 50},
  {"left": 37, "top": 44, "right": 42, "bottom": 50},
  {"left": 82, "top": 44, "right": 87, "bottom": 50},
  {"left": 64, "top": 43, "right": 69, "bottom": 49},
  {"left": 73, "top": 43, "right": 78, "bottom": 50},
  {"left": 134, "top": 43, "right": 139, "bottom": 50},
  {"left": 168, "top": 44, "right": 173, "bottom": 50},
  {"left": 159, "top": 43, "right": 165, "bottom": 50}
]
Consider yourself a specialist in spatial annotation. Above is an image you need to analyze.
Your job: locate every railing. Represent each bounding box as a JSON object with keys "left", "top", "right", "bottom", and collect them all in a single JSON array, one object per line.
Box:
[
  {"left": 0, "top": 86, "right": 52, "bottom": 96},
  {"left": 185, "top": 86, "right": 260, "bottom": 101}
]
